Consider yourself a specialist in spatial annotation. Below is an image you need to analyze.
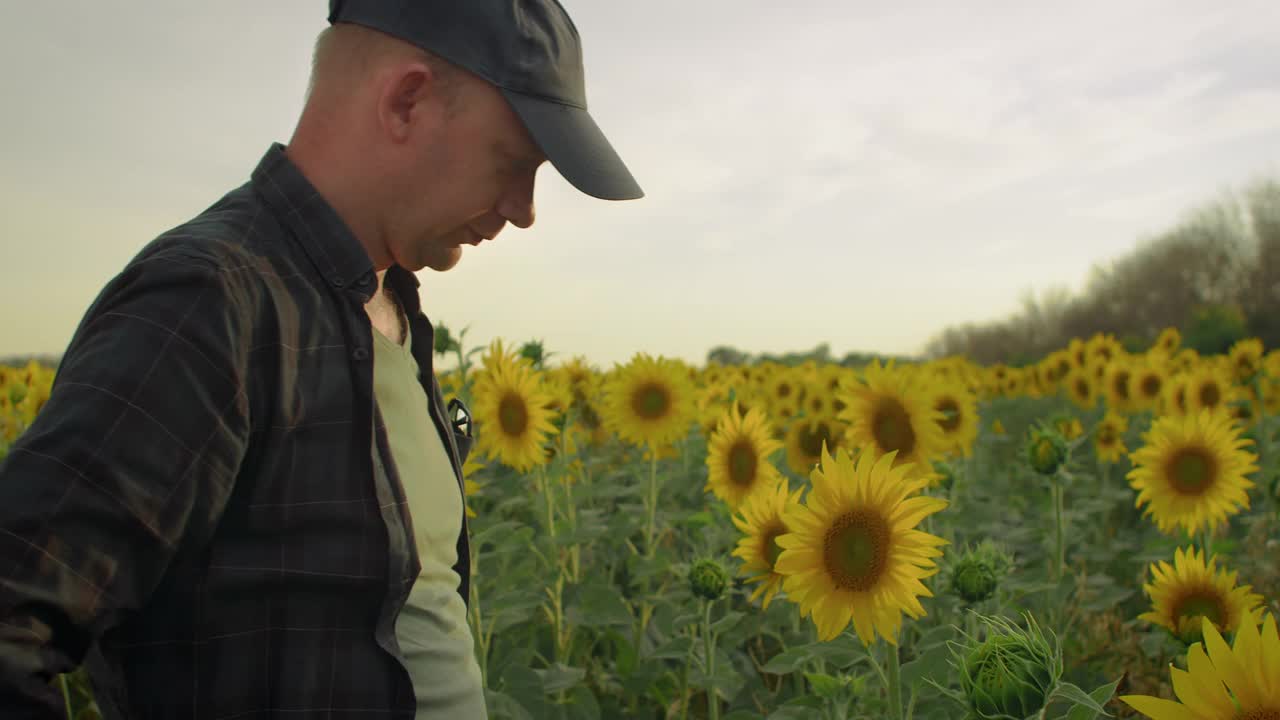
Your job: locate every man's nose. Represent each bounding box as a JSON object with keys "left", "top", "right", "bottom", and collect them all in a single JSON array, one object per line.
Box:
[
  {"left": 498, "top": 175, "right": 537, "bottom": 229},
  {"left": 501, "top": 196, "right": 535, "bottom": 230}
]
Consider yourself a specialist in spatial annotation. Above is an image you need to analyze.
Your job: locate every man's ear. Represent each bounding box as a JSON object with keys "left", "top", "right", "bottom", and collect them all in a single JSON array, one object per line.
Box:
[{"left": 377, "top": 62, "right": 448, "bottom": 144}]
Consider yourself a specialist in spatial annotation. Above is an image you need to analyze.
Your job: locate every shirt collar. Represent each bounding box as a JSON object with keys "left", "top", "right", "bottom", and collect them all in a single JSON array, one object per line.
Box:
[{"left": 251, "top": 142, "right": 379, "bottom": 300}]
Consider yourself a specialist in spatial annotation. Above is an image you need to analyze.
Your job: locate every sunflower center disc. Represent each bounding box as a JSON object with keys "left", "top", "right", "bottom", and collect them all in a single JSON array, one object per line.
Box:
[
  {"left": 1098, "top": 426, "right": 1117, "bottom": 444},
  {"left": 498, "top": 393, "right": 529, "bottom": 435},
  {"left": 1238, "top": 710, "right": 1280, "bottom": 720},
  {"left": 799, "top": 422, "right": 832, "bottom": 458},
  {"left": 763, "top": 524, "right": 786, "bottom": 568},
  {"left": 1112, "top": 372, "right": 1131, "bottom": 400},
  {"left": 728, "top": 440, "right": 759, "bottom": 488},
  {"left": 822, "top": 509, "right": 891, "bottom": 592},
  {"left": 631, "top": 382, "right": 671, "bottom": 420},
  {"left": 1075, "top": 378, "right": 1090, "bottom": 399},
  {"left": 777, "top": 383, "right": 792, "bottom": 399},
  {"left": 1142, "top": 376, "right": 1162, "bottom": 399},
  {"left": 872, "top": 399, "right": 916, "bottom": 456},
  {"left": 936, "top": 398, "right": 961, "bottom": 432},
  {"left": 1172, "top": 589, "right": 1227, "bottom": 629},
  {"left": 1168, "top": 446, "right": 1217, "bottom": 495},
  {"left": 1200, "top": 383, "right": 1222, "bottom": 408}
]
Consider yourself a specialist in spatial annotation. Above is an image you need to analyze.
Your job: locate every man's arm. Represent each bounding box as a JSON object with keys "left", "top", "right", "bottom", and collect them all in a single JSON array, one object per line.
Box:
[{"left": 0, "top": 243, "right": 254, "bottom": 716}]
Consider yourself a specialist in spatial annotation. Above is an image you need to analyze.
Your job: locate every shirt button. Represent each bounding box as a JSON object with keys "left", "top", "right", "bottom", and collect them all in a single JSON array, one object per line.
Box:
[
  {"left": 331, "top": 276, "right": 346, "bottom": 288},
  {"left": 352, "top": 347, "right": 369, "bottom": 361}
]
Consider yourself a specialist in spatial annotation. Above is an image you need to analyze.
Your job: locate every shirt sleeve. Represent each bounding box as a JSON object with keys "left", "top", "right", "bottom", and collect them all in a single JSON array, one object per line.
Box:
[{"left": 0, "top": 243, "right": 254, "bottom": 716}]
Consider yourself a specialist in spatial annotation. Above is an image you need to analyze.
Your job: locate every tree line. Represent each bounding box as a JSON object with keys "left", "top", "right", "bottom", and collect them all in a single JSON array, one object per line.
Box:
[{"left": 920, "top": 177, "right": 1280, "bottom": 365}]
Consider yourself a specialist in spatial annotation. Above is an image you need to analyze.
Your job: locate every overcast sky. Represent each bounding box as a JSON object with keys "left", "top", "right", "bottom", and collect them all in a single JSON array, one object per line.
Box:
[{"left": 3, "top": 1, "right": 1278, "bottom": 369}]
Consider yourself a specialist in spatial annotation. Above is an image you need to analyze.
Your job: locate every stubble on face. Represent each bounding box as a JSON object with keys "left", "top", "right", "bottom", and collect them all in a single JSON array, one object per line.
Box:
[{"left": 387, "top": 70, "right": 542, "bottom": 274}]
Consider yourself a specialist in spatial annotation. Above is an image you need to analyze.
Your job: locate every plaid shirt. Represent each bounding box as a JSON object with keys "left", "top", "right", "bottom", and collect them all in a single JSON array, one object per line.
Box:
[{"left": 0, "top": 143, "right": 474, "bottom": 719}]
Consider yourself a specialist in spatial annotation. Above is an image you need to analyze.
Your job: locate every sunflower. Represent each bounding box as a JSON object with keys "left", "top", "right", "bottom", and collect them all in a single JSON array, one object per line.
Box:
[
  {"left": 1127, "top": 410, "right": 1259, "bottom": 536},
  {"left": 820, "top": 365, "right": 847, "bottom": 395},
  {"left": 1153, "top": 327, "right": 1182, "bottom": 356},
  {"left": 1174, "top": 348, "right": 1202, "bottom": 375},
  {"left": 695, "top": 382, "right": 731, "bottom": 436},
  {"left": 925, "top": 379, "right": 980, "bottom": 458},
  {"left": 1228, "top": 394, "right": 1261, "bottom": 430},
  {"left": 462, "top": 455, "right": 486, "bottom": 519},
  {"left": 1047, "top": 350, "right": 1074, "bottom": 390},
  {"left": 731, "top": 477, "right": 806, "bottom": 610},
  {"left": 1138, "top": 546, "right": 1264, "bottom": 644},
  {"left": 705, "top": 401, "right": 784, "bottom": 509},
  {"left": 600, "top": 353, "right": 697, "bottom": 450},
  {"left": 1228, "top": 338, "right": 1265, "bottom": 385},
  {"left": 1053, "top": 415, "right": 1084, "bottom": 442},
  {"left": 1068, "top": 338, "right": 1089, "bottom": 372},
  {"left": 1103, "top": 360, "right": 1138, "bottom": 414},
  {"left": 774, "top": 446, "right": 949, "bottom": 644},
  {"left": 700, "top": 363, "right": 725, "bottom": 387},
  {"left": 1184, "top": 364, "right": 1237, "bottom": 417},
  {"left": 552, "top": 355, "right": 600, "bottom": 397},
  {"left": 1087, "top": 333, "right": 1122, "bottom": 368},
  {"left": 1164, "top": 374, "right": 1191, "bottom": 417},
  {"left": 801, "top": 379, "right": 832, "bottom": 419},
  {"left": 988, "top": 365, "right": 1011, "bottom": 398},
  {"left": 1064, "top": 369, "right": 1097, "bottom": 410},
  {"left": 1129, "top": 361, "right": 1170, "bottom": 413},
  {"left": 1002, "top": 368, "right": 1027, "bottom": 398},
  {"left": 1095, "top": 411, "right": 1129, "bottom": 464},
  {"left": 784, "top": 417, "right": 840, "bottom": 477},
  {"left": 1262, "top": 351, "right": 1280, "bottom": 415},
  {"left": 767, "top": 369, "right": 805, "bottom": 410},
  {"left": 471, "top": 351, "right": 560, "bottom": 472},
  {"left": 837, "top": 362, "right": 946, "bottom": 481},
  {"left": 771, "top": 399, "right": 801, "bottom": 434},
  {"left": 1122, "top": 613, "right": 1280, "bottom": 720}
]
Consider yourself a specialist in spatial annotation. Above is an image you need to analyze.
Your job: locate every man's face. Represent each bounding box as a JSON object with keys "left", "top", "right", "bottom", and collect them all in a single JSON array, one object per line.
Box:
[{"left": 385, "top": 70, "right": 547, "bottom": 273}]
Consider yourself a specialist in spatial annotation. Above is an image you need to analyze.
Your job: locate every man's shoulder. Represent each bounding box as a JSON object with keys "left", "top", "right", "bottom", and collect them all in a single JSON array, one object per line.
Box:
[{"left": 130, "top": 181, "right": 295, "bottom": 283}]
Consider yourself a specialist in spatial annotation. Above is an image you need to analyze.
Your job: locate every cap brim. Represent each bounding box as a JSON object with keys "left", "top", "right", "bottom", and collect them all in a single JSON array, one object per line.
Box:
[{"left": 502, "top": 90, "right": 644, "bottom": 201}]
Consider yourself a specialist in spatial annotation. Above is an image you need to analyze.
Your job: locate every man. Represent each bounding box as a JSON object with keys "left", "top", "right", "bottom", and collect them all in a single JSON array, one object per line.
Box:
[{"left": 0, "top": 1, "right": 642, "bottom": 718}]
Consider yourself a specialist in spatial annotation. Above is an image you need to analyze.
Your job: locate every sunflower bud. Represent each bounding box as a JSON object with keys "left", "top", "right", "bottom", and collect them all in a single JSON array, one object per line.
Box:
[
  {"left": 433, "top": 322, "right": 459, "bottom": 356},
  {"left": 1026, "top": 426, "right": 1068, "bottom": 476},
  {"left": 519, "top": 339, "right": 547, "bottom": 369},
  {"left": 960, "top": 615, "right": 1060, "bottom": 720},
  {"left": 689, "top": 559, "right": 730, "bottom": 601},
  {"left": 948, "top": 541, "right": 1012, "bottom": 605},
  {"left": 1051, "top": 415, "right": 1084, "bottom": 441},
  {"left": 932, "top": 460, "right": 957, "bottom": 493}
]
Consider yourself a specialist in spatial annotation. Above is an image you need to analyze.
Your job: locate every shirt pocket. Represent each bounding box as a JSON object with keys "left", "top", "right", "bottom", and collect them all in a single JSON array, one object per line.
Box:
[{"left": 452, "top": 429, "right": 472, "bottom": 466}]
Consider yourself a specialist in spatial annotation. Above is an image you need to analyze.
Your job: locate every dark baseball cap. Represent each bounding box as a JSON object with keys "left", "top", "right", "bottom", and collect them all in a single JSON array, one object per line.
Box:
[{"left": 327, "top": 0, "right": 644, "bottom": 201}]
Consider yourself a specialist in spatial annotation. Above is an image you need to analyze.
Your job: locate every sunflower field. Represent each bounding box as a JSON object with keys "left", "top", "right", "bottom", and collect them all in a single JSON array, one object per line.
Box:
[{"left": 7, "top": 326, "right": 1280, "bottom": 720}]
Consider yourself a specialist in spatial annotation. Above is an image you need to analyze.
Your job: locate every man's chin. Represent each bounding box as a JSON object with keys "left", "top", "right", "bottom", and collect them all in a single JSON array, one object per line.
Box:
[{"left": 417, "top": 244, "right": 464, "bottom": 272}]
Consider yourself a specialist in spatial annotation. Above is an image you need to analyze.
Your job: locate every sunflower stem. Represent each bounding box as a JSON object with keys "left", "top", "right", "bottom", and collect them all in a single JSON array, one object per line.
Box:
[
  {"left": 538, "top": 465, "right": 557, "bottom": 539},
  {"left": 635, "top": 446, "right": 662, "bottom": 654},
  {"left": 59, "top": 673, "right": 72, "bottom": 720},
  {"left": 645, "top": 445, "right": 660, "bottom": 557},
  {"left": 791, "top": 612, "right": 805, "bottom": 699},
  {"left": 680, "top": 623, "right": 693, "bottom": 720},
  {"left": 884, "top": 640, "right": 903, "bottom": 720},
  {"left": 1202, "top": 526, "right": 1213, "bottom": 559},
  {"left": 469, "top": 534, "right": 489, "bottom": 689},
  {"left": 703, "top": 597, "right": 720, "bottom": 720},
  {"left": 1051, "top": 474, "right": 1065, "bottom": 583}
]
